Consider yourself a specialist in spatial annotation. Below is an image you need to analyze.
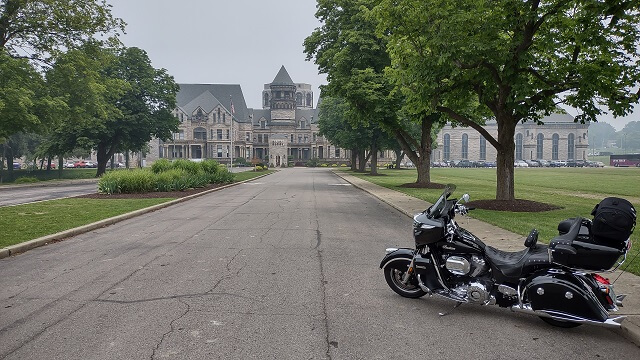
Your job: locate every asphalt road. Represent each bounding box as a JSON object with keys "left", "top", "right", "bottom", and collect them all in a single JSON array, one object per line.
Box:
[
  {"left": 0, "top": 181, "right": 98, "bottom": 207},
  {"left": 0, "top": 168, "right": 638, "bottom": 359}
]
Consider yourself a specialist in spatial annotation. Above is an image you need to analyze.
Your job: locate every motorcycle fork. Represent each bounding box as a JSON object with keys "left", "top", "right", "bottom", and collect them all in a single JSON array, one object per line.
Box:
[{"left": 401, "top": 256, "right": 417, "bottom": 285}]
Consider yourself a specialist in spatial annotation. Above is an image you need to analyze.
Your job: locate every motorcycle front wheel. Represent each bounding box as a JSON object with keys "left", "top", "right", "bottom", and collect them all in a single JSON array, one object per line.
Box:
[{"left": 383, "top": 261, "right": 426, "bottom": 299}]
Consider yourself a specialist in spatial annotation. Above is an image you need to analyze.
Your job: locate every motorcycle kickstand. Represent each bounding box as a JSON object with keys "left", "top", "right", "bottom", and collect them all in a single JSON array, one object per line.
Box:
[{"left": 438, "top": 301, "right": 463, "bottom": 316}]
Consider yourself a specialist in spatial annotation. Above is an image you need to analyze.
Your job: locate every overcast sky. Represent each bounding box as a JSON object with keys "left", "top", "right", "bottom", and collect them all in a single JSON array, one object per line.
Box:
[
  {"left": 106, "top": 0, "right": 636, "bottom": 130},
  {"left": 106, "top": 0, "right": 326, "bottom": 110}
]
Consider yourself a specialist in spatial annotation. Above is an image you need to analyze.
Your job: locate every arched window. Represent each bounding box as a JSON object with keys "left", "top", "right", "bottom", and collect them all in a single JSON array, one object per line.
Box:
[
  {"left": 195, "top": 108, "right": 204, "bottom": 121},
  {"left": 443, "top": 134, "right": 451, "bottom": 160},
  {"left": 461, "top": 134, "right": 469, "bottom": 159},
  {"left": 263, "top": 93, "right": 270, "bottom": 107},
  {"left": 552, "top": 133, "right": 559, "bottom": 160},
  {"left": 568, "top": 133, "right": 575, "bottom": 160},
  {"left": 193, "top": 127, "right": 207, "bottom": 141},
  {"left": 479, "top": 137, "right": 487, "bottom": 160},
  {"left": 296, "top": 93, "right": 303, "bottom": 106},
  {"left": 306, "top": 93, "right": 312, "bottom": 107},
  {"left": 515, "top": 133, "right": 523, "bottom": 160},
  {"left": 536, "top": 134, "right": 544, "bottom": 159}
]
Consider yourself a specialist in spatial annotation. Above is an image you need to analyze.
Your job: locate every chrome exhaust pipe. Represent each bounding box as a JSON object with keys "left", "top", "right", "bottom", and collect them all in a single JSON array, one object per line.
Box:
[{"left": 510, "top": 304, "right": 626, "bottom": 328}]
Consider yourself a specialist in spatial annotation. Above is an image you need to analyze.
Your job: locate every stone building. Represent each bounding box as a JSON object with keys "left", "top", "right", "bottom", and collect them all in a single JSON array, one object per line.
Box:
[
  {"left": 146, "top": 66, "right": 350, "bottom": 167},
  {"left": 433, "top": 113, "right": 589, "bottom": 162}
]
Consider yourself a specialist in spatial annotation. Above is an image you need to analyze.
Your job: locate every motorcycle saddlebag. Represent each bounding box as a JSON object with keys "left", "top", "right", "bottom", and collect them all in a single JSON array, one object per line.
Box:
[
  {"left": 525, "top": 271, "right": 609, "bottom": 322},
  {"left": 591, "top": 197, "right": 636, "bottom": 247}
]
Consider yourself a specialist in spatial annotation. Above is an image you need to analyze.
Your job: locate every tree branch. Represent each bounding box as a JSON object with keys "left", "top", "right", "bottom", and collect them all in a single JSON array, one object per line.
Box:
[{"left": 436, "top": 106, "right": 500, "bottom": 149}]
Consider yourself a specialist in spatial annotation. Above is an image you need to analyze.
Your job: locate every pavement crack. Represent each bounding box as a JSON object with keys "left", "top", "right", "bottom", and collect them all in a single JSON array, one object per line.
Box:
[{"left": 151, "top": 298, "right": 190, "bottom": 360}]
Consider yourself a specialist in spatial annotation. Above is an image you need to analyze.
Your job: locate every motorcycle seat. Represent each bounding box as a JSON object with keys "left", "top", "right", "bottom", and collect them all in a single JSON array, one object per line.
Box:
[{"left": 484, "top": 245, "right": 551, "bottom": 280}]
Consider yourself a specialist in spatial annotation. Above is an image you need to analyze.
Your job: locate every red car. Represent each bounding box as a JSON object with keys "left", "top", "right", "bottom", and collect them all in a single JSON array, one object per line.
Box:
[{"left": 73, "top": 161, "right": 87, "bottom": 168}]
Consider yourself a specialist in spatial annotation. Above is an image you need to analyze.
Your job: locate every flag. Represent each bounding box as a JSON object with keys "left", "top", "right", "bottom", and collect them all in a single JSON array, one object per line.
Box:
[{"left": 230, "top": 96, "right": 235, "bottom": 114}]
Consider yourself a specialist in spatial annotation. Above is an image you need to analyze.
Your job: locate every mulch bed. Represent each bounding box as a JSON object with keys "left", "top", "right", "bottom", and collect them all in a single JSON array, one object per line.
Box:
[
  {"left": 467, "top": 199, "right": 562, "bottom": 212},
  {"left": 74, "top": 183, "right": 223, "bottom": 200},
  {"left": 399, "top": 182, "right": 447, "bottom": 189}
]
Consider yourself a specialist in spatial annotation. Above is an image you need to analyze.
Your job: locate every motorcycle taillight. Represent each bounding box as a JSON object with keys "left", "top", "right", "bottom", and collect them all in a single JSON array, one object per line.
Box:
[{"left": 593, "top": 273, "right": 610, "bottom": 285}]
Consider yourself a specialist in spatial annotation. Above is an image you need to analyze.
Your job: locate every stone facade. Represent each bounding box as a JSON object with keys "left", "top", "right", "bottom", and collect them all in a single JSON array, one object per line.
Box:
[
  {"left": 146, "top": 66, "right": 351, "bottom": 167},
  {"left": 433, "top": 113, "right": 590, "bottom": 162}
]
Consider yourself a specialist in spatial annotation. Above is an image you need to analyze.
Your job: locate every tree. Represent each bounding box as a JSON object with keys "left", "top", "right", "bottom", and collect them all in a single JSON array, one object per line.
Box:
[
  {"left": 305, "top": 0, "right": 441, "bottom": 182},
  {"left": 376, "top": 0, "right": 640, "bottom": 200},
  {"left": 0, "top": 0, "right": 123, "bottom": 61},
  {"left": 0, "top": 51, "right": 42, "bottom": 140},
  {"left": 617, "top": 121, "right": 640, "bottom": 151},
  {"left": 46, "top": 43, "right": 179, "bottom": 177},
  {"left": 588, "top": 122, "right": 617, "bottom": 150}
]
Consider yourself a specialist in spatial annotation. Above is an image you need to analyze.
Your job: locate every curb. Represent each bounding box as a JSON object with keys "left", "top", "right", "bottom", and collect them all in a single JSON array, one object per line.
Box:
[
  {"left": 0, "top": 173, "right": 272, "bottom": 259},
  {"left": 333, "top": 170, "right": 640, "bottom": 348}
]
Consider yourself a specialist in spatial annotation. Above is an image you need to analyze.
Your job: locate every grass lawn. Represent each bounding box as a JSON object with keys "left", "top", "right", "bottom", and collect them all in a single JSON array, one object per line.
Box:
[
  {"left": 349, "top": 167, "right": 640, "bottom": 276},
  {"left": 0, "top": 169, "right": 273, "bottom": 249},
  {"left": 0, "top": 198, "right": 172, "bottom": 248}
]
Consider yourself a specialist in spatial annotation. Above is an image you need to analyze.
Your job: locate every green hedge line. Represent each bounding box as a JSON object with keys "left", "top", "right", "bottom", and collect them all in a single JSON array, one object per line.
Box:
[{"left": 98, "top": 159, "right": 234, "bottom": 194}]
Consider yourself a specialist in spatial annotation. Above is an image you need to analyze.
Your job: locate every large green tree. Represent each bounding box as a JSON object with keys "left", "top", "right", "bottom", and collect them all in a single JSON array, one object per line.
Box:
[
  {"left": 305, "top": 0, "right": 441, "bottom": 182},
  {"left": 0, "top": 0, "right": 123, "bottom": 60},
  {"left": 376, "top": 0, "right": 640, "bottom": 200},
  {"left": 46, "top": 43, "right": 178, "bottom": 177},
  {"left": 588, "top": 121, "right": 617, "bottom": 150}
]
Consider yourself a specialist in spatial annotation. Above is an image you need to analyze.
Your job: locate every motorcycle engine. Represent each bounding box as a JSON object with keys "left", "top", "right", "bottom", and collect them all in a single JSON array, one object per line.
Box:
[{"left": 444, "top": 255, "right": 489, "bottom": 277}]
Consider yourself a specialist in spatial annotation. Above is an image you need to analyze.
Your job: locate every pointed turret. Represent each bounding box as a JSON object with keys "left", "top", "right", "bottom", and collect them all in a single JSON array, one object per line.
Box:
[{"left": 272, "top": 65, "right": 295, "bottom": 86}]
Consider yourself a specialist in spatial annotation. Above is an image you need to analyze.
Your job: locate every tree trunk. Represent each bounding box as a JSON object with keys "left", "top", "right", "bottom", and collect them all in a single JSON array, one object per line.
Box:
[
  {"left": 369, "top": 140, "right": 378, "bottom": 175},
  {"left": 495, "top": 118, "right": 516, "bottom": 200},
  {"left": 392, "top": 113, "right": 436, "bottom": 185},
  {"left": 394, "top": 149, "right": 403, "bottom": 169},
  {"left": 58, "top": 155, "right": 63, "bottom": 179},
  {"left": 357, "top": 149, "right": 369, "bottom": 172},
  {"left": 96, "top": 142, "right": 117, "bottom": 177},
  {"left": 350, "top": 148, "right": 358, "bottom": 171}
]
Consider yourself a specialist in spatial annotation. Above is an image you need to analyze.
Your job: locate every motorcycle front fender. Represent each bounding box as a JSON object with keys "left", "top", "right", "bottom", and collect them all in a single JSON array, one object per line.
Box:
[
  {"left": 525, "top": 271, "right": 609, "bottom": 322},
  {"left": 379, "top": 248, "right": 415, "bottom": 269}
]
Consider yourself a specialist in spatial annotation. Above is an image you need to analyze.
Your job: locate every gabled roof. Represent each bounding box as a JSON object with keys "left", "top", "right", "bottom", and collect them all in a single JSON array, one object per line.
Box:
[
  {"left": 176, "top": 84, "right": 250, "bottom": 123},
  {"left": 180, "top": 90, "right": 222, "bottom": 115},
  {"left": 271, "top": 66, "right": 295, "bottom": 86}
]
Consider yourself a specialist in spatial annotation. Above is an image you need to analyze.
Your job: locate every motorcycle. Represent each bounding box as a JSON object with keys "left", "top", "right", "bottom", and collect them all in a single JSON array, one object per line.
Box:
[{"left": 380, "top": 184, "right": 636, "bottom": 328}]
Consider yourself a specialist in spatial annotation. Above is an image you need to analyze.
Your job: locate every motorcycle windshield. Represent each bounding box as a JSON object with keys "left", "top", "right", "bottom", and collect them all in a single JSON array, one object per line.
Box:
[{"left": 428, "top": 184, "right": 456, "bottom": 218}]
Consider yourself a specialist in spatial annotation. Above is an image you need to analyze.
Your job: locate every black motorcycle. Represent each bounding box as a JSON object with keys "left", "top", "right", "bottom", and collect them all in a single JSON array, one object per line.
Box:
[{"left": 380, "top": 184, "right": 636, "bottom": 328}]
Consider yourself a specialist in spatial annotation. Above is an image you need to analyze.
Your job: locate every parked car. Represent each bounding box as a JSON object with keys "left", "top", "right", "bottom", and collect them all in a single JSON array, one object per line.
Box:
[
  {"left": 524, "top": 160, "right": 540, "bottom": 167},
  {"left": 482, "top": 161, "right": 496, "bottom": 168},
  {"left": 514, "top": 160, "right": 529, "bottom": 167},
  {"left": 73, "top": 161, "right": 87, "bottom": 168},
  {"left": 536, "top": 159, "right": 550, "bottom": 167},
  {"left": 457, "top": 160, "right": 475, "bottom": 168},
  {"left": 63, "top": 162, "right": 75, "bottom": 168},
  {"left": 84, "top": 161, "right": 97, "bottom": 168},
  {"left": 13, "top": 162, "right": 21, "bottom": 169}
]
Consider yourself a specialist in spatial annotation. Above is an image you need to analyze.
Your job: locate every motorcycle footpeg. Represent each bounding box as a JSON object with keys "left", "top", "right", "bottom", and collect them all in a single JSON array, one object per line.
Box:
[{"left": 616, "top": 294, "right": 627, "bottom": 307}]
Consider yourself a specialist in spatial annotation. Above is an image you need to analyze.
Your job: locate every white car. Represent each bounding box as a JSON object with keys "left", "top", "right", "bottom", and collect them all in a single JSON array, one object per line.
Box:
[{"left": 514, "top": 160, "right": 529, "bottom": 167}]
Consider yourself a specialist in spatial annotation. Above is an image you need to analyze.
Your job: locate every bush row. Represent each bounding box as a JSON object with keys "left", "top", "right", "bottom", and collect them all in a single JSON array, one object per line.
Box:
[{"left": 98, "top": 159, "right": 234, "bottom": 194}]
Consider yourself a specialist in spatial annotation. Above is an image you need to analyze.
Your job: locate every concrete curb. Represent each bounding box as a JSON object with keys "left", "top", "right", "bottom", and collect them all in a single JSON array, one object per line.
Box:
[
  {"left": 333, "top": 170, "right": 640, "bottom": 347},
  {"left": 0, "top": 173, "right": 272, "bottom": 259},
  {"left": 0, "top": 178, "right": 99, "bottom": 190}
]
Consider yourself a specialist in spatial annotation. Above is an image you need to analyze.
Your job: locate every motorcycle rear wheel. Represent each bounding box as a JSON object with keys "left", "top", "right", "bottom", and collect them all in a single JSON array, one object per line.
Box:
[
  {"left": 539, "top": 317, "right": 582, "bottom": 328},
  {"left": 383, "top": 263, "right": 426, "bottom": 299}
]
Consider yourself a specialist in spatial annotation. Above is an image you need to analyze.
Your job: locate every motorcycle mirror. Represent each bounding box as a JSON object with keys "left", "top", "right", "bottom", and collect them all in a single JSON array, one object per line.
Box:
[{"left": 460, "top": 194, "right": 470, "bottom": 203}]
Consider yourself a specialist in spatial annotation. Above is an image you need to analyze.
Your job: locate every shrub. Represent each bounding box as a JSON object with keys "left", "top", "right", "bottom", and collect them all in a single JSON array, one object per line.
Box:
[
  {"left": 306, "top": 158, "right": 321, "bottom": 167},
  {"left": 320, "top": 163, "right": 328, "bottom": 167},
  {"left": 172, "top": 159, "right": 202, "bottom": 175},
  {"left": 151, "top": 158, "right": 172, "bottom": 174},
  {"left": 340, "top": 164, "right": 347, "bottom": 167},
  {"left": 14, "top": 177, "right": 39, "bottom": 184},
  {"left": 331, "top": 164, "right": 338, "bottom": 167},
  {"left": 98, "top": 169, "right": 155, "bottom": 194}
]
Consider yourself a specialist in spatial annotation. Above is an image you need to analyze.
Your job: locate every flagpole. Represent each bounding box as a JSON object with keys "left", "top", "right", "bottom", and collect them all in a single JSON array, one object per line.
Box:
[{"left": 230, "top": 95, "right": 234, "bottom": 170}]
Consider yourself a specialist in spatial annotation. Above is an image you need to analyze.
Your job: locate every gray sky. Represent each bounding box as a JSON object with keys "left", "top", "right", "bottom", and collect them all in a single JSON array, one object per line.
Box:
[
  {"left": 106, "top": 0, "right": 326, "bottom": 110},
  {"left": 106, "top": 0, "right": 636, "bottom": 130}
]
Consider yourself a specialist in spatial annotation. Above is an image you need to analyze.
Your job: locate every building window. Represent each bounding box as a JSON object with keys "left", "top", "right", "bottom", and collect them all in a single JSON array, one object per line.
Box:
[
  {"left": 217, "top": 129, "right": 223, "bottom": 140},
  {"left": 260, "top": 120, "right": 266, "bottom": 129},
  {"left": 258, "top": 134, "right": 263, "bottom": 143},
  {"left": 480, "top": 137, "right": 486, "bottom": 160},
  {"left": 298, "top": 135, "right": 302, "bottom": 143},
  {"left": 536, "top": 133, "right": 544, "bottom": 159},
  {"left": 296, "top": 92, "right": 303, "bottom": 106},
  {"left": 515, "top": 133, "right": 523, "bottom": 160},
  {"left": 443, "top": 134, "right": 450, "bottom": 160},
  {"left": 194, "top": 127, "right": 206, "bottom": 141},
  {"left": 313, "top": 133, "right": 317, "bottom": 142},
  {"left": 264, "top": 134, "right": 268, "bottom": 143},
  {"left": 461, "top": 134, "right": 468, "bottom": 159},
  {"left": 552, "top": 133, "right": 559, "bottom": 160},
  {"left": 307, "top": 93, "right": 312, "bottom": 107},
  {"left": 335, "top": 148, "right": 340, "bottom": 158},
  {"left": 263, "top": 93, "right": 269, "bottom": 107},
  {"left": 291, "top": 134, "right": 294, "bottom": 142},
  {"left": 217, "top": 108, "right": 221, "bottom": 122},
  {"left": 246, "top": 132, "right": 251, "bottom": 142},
  {"left": 568, "top": 133, "right": 575, "bottom": 160},
  {"left": 173, "top": 130, "right": 184, "bottom": 140},
  {"left": 223, "top": 113, "right": 226, "bottom": 123},
  {"left": 226, "top": 129, "right": 230, "bottom": 140}
]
